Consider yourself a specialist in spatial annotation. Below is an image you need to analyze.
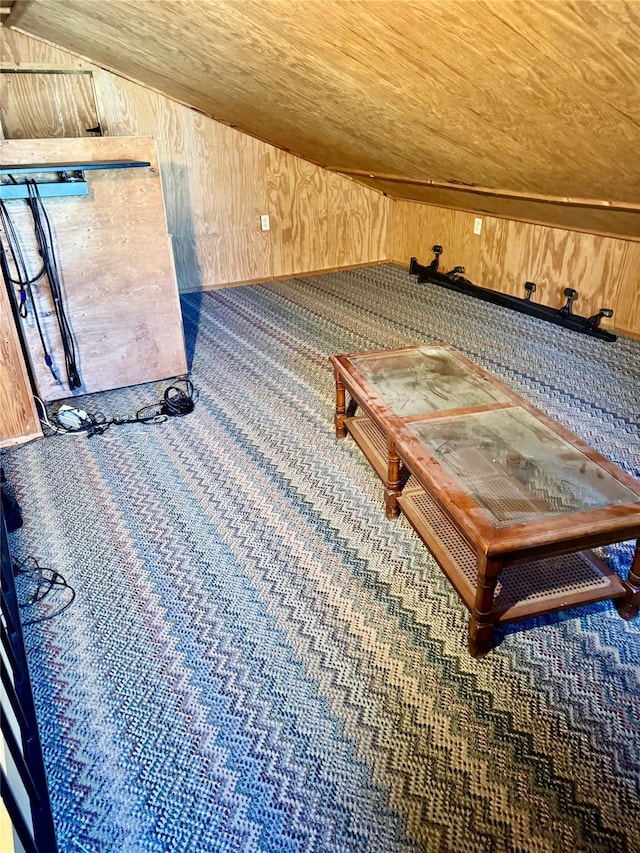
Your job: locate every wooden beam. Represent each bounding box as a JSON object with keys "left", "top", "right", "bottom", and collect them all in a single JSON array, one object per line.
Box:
[
  {"left": 2, "top": 0, "right": 19, "bottom": 25},
  {"left": 329, "top": 169, "right": 640, "bottom": 213}
]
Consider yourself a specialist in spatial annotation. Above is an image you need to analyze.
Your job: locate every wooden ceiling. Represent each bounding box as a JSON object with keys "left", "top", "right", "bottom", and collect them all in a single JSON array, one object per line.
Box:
[{"left": 6, "top": 0, "right": 640, "bottom": 238}]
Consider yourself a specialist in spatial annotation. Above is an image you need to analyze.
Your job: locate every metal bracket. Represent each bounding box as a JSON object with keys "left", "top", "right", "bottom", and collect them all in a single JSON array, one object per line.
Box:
[
  {"left": 409, "top": 248, "right": 616, "bottom": 342},
  {"left": 0, "top": 159, "right": 151, "bottom": 200}
]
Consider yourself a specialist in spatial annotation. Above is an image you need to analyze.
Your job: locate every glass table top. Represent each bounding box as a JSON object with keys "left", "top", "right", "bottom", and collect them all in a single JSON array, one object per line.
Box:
[
  {"left": 349, "top": 346, "right": 510, "bottom": 417},
  {"left": 407, "top": 406, "right": 639, "bottom": 527}
]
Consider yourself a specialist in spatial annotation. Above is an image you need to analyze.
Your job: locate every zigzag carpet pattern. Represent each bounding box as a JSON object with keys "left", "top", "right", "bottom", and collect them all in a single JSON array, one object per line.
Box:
[{"left": 4, "top": 263, "right": 639, "bottom": 853}]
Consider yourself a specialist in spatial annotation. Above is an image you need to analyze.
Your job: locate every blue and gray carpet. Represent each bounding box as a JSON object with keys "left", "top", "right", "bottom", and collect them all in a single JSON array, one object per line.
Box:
[{"left": 4, "top": 263, "right": 639, "bottom": 852}]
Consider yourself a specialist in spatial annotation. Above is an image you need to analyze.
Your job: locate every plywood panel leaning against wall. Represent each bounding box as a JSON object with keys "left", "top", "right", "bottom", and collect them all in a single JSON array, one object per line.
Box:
[
  {"left": 0, "top": 281, "right": 42, "bottom": 447},
  {"left": 0, "top": 135, "right": 187, "bottom": 401},
  {"left": 388, "top": 200, "right": 640, "bottom": 338}
]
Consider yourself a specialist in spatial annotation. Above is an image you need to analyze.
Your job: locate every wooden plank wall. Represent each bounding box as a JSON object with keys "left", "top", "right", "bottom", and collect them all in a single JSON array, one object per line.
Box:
[
  {"left": 0, "top": 283, "right": 42, "bottom": 447},
  {"left": 388, "top": 200, "right": 640, "bottom": 337},
  {"left": 1, "top": 27, "right": 388, "bottom": 292}
]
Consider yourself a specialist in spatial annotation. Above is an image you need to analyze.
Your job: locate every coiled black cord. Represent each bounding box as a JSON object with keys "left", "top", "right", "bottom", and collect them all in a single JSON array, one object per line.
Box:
[
  {"left": 160, "top": 379, "right": 196, "bottom": 416},
  {"left": 41, "top": 378, "right": 197, "bottom": 437},
  {"left": 14, "top": 555, "right": 76, "bottom": 626}
]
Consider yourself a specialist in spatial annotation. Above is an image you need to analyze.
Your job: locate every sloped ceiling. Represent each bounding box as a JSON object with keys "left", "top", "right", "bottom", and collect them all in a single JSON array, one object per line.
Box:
[{"left": 6, "top": 0, "right": 640, "bottom": 238}]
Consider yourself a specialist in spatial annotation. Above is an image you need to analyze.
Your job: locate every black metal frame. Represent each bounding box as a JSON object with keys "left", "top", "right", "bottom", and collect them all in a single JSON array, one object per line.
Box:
[
  {"left": 1, "top": 512, "right": 58, "bottom": 853},
  {"left": 409, "top": 248, "right": 616, "bottom": 342},
  {"left": 0, "top": 160, "right": 151, "bottom": 200}
]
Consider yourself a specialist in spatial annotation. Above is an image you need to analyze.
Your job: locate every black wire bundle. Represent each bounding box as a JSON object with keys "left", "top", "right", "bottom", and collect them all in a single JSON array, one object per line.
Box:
[
  {"left": 0, "top": 179, "right": 81, "bottom": 389},
  {"left": 25, "top": 180, "right": 82, "bottom": 389},
  {"left": 13, "top": 555, "right": 76, "bottom": 626},
  {"left": 160, "top": 379, "right": 196, "bottom": 416},
  {"left": 0, "top": 196, "right": 55, "bottom": 380}
]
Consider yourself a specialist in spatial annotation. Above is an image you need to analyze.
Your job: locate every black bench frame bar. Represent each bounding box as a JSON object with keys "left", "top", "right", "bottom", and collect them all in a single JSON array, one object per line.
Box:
[{"left": 408, "top": 255, "right": 616, "bottom": 342}]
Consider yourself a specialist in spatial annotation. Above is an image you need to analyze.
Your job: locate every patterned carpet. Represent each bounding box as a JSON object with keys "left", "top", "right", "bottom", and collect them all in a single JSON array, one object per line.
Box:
[{"left": 3, "top": 263, "right": 639, "bottom": 853}]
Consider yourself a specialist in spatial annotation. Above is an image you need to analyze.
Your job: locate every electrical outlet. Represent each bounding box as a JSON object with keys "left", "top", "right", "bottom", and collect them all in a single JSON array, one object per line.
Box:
[
  {"left": 473, "top": 217, "right": 483, "bottom": 235},
  {"left": 260, "top": 214, "right": 270, "bottom": 231}
]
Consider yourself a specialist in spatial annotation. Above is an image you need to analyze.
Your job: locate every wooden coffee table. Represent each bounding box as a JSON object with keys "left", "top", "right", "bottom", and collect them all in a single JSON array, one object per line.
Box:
[{"left": 330, "top": 344, "right": 640, "bottom": 656}]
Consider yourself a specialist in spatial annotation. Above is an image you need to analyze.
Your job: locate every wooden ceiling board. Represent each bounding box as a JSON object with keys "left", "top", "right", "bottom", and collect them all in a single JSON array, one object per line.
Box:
[
  {"left": 358, "top": 179, "right": 640, "bottom": 241},
  {"left": 6, "top": 1, "right": 640, "bottom": 217}
]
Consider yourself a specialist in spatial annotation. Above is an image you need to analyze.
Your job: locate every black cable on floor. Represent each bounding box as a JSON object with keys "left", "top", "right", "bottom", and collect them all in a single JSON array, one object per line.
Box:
[
  {"left": 41, "top": 378, "right": 198, "bottom": 438},
  {"left": 160, "top": 379, "right": 196, "bottom": 416},
  {"left": 13, "top": 555, "right": 76, "bottom": 626}
]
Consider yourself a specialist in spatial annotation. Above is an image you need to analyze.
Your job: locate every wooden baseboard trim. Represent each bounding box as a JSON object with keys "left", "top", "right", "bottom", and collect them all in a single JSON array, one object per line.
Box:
[{"left": 179, "top": 259, "right": 394, "bottom": 294}]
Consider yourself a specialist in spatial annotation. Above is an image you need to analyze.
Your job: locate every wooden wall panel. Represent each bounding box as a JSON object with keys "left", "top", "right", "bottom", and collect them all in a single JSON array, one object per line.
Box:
[
  {"left": 95, "top": 70, "right": 273, "bottom": 289},
  {"left": 388, "top": 200, "right": 640, "bottom": 337},
  {"left": 266, "top": 148, "right": 387, "bottom": 279},
  {"left": 327, "top": 170, "right": 387, "bottom": 271},
  {"left": 387, "top": 201, "right": 484, "bottom": 281},
  {"left": 609, "top": 242, "right": 640, "bottom": 337},
  {"left": 486, "top": 223, "right": 640, "bottom": 334},
  {"left": 0, "top": 71, "right": 99, "bottom": 138},
  {"left": 1, "top": 21, "right": 86, "bottom": 66},
  {"left": 0, "top": 284, "right": 42, "bottom": 447},
  {"left": 1, "top": 136, "right": 187, "bottom": 401},
  {"left": 355, "top": 178, "right": 640, "bottom": 243},
  {"left": 267, "top": 149, "right": 330, "bottom": 278}
]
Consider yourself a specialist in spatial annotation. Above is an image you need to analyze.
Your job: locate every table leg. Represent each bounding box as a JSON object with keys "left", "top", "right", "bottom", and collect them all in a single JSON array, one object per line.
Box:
[
  {"left": 468, "top": 553, "right": 502, "bottom": 657},
  {"left": 384, "top": 437, "right": 401, "bottom": 519},
  {"left": 616, "top": 540, "right": 640, "bottom": 621},
  {"left": 333, "top": 368, "right": 347, "bottom": 438}
]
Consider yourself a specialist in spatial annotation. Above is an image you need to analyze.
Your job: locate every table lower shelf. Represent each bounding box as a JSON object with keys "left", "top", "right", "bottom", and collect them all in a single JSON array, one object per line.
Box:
[
  {"left": 345, "top": 414, "right": 419, "bottom": 488},
  {"left": 344, "top": 415, "right": 626, "bottom": 623},
  {"left": 398, "top": 486, "right": 624, "bottom": 622}
]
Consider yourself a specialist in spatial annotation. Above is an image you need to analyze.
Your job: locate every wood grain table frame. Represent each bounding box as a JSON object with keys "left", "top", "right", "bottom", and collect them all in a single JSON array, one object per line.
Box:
[{"left": 330, "top": 344, "right": 640, "bottom": 657}]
